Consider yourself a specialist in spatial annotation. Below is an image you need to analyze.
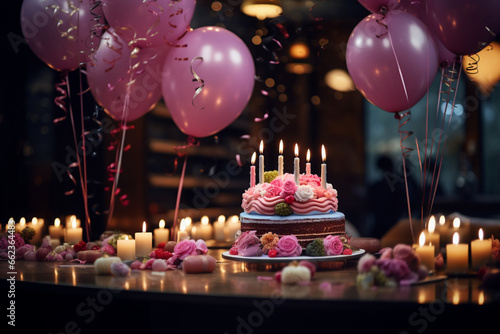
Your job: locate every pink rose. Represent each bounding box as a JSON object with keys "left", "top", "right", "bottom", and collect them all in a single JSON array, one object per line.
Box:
[
  {"left": 324, "top": 189, "right": 336, "bottom": 199},
  {"left": 173, "top": 239, "right": 197, "bottom": 260},
  {"left": 357, "top": 253, "right": 376, "bottom": 273},
  {"left": 299, "top": 174, "right": 321, "bottom": 187},
  {"left": 393, "top": 244, "right": 420, "bottom": 271},
  {"left": 314, "top": 186, "right": 325, "bottom": 198},
  {"left": 376, "top": 258, "right": 410, "bottom": 281},
  {"left": 280, "top": 179, "right": 297, "bottom": 198},
  {"left": 285, "top": 195, "right": 294, "bottom": 204},
  {"left": 265, "top": 185, "right": 281, "bottom": 198},
  {"left": 195, "top": 239, "right": 208, "bottom": 255},
  {"left": 234, "top": 231, "right": 262, "bottom": 257},
  {"left": 323, "top": 235, "right": 344, "bottom": 255},
  {"left": 271, "top": 178, "right": 284, "bottom": 189},
  {"left": 101, "top": 244, "right": 116, "bottom": 255},
  {"left": 379, "top": 247, "right": 393, "bottom": 260},
  {"left": 276, "top": 235, "right": 302, "bottom": 257}
]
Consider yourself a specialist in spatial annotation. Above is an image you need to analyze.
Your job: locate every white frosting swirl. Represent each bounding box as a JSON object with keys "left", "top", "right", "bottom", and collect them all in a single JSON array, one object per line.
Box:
[{"left": 294, "top": 185, "right": 317, "bottom": 202}]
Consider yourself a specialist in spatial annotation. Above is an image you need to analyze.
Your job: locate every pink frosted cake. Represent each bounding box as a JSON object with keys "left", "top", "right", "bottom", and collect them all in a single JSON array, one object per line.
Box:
[{"left": 240, "top": 172, "right": 345, "bottom": 247}]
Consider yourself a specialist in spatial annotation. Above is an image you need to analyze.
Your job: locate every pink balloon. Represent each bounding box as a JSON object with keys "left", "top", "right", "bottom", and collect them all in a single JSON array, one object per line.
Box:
[
  {"left": 21, "top": 0, "right": 104, "bottom": 71},
  {"left": 161, "top": 26, "right": 255, "bottom": 138},
  {"left": 102, "top": 0, "right": 196, "bottom": 49},
  {"left": 86, "top": 29, "right": 164, "bottom": 122},
  {"left": 426, "top": 0, "right": 500, "bottom": 55},
  {"left": 346, "top": 10, "right": 439, "bottom": 113}
]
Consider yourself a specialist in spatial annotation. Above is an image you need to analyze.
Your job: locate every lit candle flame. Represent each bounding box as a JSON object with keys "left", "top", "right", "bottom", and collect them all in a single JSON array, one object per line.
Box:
[
  {"left": 294, "top": 143, "right": 299, "bottom": 157},
  {"left": 306, "top": 149, "right": 311, "bottom": 162},
  {"left": 439, "top": 215, "right": 446, "bottom": 226},
  {"left": 453, "top": 217, "right": 460, "bottom": 228},
  {"left": 201, "top": 216, "right": 209, "bottom": 225},
  {"left": 452, "top": 232, "right": 460, "bottom": 245},
  {"left": 32, "top": 217, "right": 38, "bottom": 226},
  {"left": 72, "top": 219, "right": 76, "bottom": 229},
  {"left": 218, "top": 215, "right": 226, "bottom": 224},
  {"left": 159, "top": 219, "right": 165, "bottom": 229},
  {"left": 478, "top": 291, "right": 484, "bottom": 305},
  {"left": 321, "top": 145, "right": 326, "bottom": 162},
  {"left": 259, "top": 140, "right": 264, "bottom": 154},
  {"left": 54, "top": 218, "right": 61, "bottom": 228},
  {"left": 428, "top": 216, "right": 436, "bottom": 233},
  {"left": 184, "top": 217, "right": 192, "bottom": 226},
  {"left": 229, "top": 215, "right": 239, "bottom": 223},
  {"left": 251, "top": 152, "right": 256, "bottom": 165},
  {"left": 180, "top": 218, "right": 187, "bottom": 231},
  {"left": 125, "top": 235, "right": 129, "bottom": 241},
  {"left": 20, "top": 217, "right": 26, "bottom": 226},
  {"left": 279, "top": 140, "right": 283, "bottom": 155},
  {"left": 142, "top": 221, "right": 147, "bottom": 233},
  {"left": 419, "top": 231, "right": 426, "bottom": 247},
  {"left": 478, "top": 228, "right": 484, "bottom": 241}
]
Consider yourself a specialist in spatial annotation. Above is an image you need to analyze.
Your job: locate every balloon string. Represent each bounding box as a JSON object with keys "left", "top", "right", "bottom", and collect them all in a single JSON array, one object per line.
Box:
[{"left": 387, "top": 27, "right": 411, "bottom": 111}]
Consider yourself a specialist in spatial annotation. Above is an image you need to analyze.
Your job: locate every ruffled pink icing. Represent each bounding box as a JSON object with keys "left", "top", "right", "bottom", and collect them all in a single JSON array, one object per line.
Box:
[{"left": 242, "top": 196, "right": 338, "bottom": 215}]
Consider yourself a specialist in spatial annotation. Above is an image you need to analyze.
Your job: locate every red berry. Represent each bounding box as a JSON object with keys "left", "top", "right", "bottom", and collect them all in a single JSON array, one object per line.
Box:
[
  {"left": 268, "top": 249, "right": 278, "bottom": 258},
  {"left": 343, "top": 248, "right": 353, "bottom": 255},
  {"left": 154, "top": 249, "right": 165, "bottom": 259},
  {"left": 229, "top": 247, "right": 238, "bottom": 255},
  {"left": 157, "top": 242, "right": 166, "bottom": 250}
]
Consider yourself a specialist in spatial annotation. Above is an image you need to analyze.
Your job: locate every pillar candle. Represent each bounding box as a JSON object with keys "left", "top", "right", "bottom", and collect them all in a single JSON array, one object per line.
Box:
[
  {"left": 49, "top": 218, "right": 63, "bottom": 240},
  {"left": 250, "top": 152, "right": 256, "bottom": 188},
  {"left": 471, "top": 228, "right": 492, "bottom": 269},
  {"left": 306, "top": 149, "right": 311, "bottom": 175},
  {"left": 415, "top": 232, "right": 435, "bottom": 271},
  {"left": 177, "top": 218, "right": 190, "bottom": 241},
  {"left": 66, "top": 219, "right": 83, "bottom": 244},
  {"left": 321, "top": 145, "right": 327, "bottom": 189},
  {"left": 294, "top": 144, "right": 300, "bottom": 185},
  {"left": 446, "top": 232, "right": 468, "bottom": 273},
  {"left": 198, "top": 216, "right": 213, "bottom": 240},
  {"left": 425, "top": 215, "right": 440, "bottom": 255},
  {"left": 15, "top": 217, "right": 26, "bottom": 233},
  {"left": 278, "top": 140, "right": 284, "bottom": 177},
  {"left": 259, "top": 140, "right": 264, "bottom": 184},
  {"left": 436, "top": 214, "right": 448, "bottom": 247},
  {"left": 118, "top": 236, "right": 136, "bottom": 261},
  {"left": 225, "top": 215, "right": 241, "bottom": 242},
  {"left": 154, "top": 219, "right": 170, "bottom": 247},
  {"left": 214, "top": 215, "right": 226, "bottom": 242},
  {"left": 135, "top": 222, "right": 152, "bottom": 257}
]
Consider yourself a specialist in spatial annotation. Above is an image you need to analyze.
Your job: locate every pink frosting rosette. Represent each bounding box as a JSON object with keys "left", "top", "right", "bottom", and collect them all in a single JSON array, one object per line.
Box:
[
  {"left": 235, "top": 231, "right": 262, "bottom": 257},
  {"left": 299, "top": 174, "right": 321, "bottom": 187},
  {"left": 173, "top": 239, "right": 197, "bottom": 260},
  {"left": 323, "top": 235, "right": 344, "bottom": 255},
  {"left": 271, "top": 178, "right": 284, "bottom": 189},
  {"left": 276, "top": 235, "right": 302, "bottom": 257},
  {"left": 280, "top": 179, "right": 298, "bottom": 198}
]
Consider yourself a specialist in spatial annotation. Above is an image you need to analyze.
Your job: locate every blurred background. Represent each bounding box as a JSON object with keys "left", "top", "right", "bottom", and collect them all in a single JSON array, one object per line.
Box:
[{"left": 1, "top": 0, "right": 499, "bottom": 241}]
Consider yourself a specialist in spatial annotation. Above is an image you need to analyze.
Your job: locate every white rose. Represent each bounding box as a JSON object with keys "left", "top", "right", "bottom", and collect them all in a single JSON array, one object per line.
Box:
[{"left": 294, "top": 185, "right": 317, "bottom": 202}]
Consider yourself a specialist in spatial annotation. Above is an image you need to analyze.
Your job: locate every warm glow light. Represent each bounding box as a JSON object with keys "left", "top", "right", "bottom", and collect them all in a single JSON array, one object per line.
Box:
[
  {"left": 54, "top": 218, "right": 61, "bottom": 228},
  {"left": 478, "top": 228, "right": 484, "bottom": 241},
  {"left": 259, "top": 140, "right": 264, "bottom": 154},
  {"left": 428, "top": 216, "right": 436, "bottom": 233},
  {"left": 32, "top": 217, "right": 38, "bottom": 226},
  {"left": 453, "top": 217, "right": 461, "bottom": 228},
  {"left": 439, "top": 215, "right": 446, "bottom": 226},
  {"left": 478, "top": 291, "right": 485, "bottom": 305},
  {"left": 321, "top": 145, "right": 326, "bottom": 162},
  {"left": 463, "top": 42, "right": 500, "bottom": 96},
  {"left": 294, "top": 143, "right": 299, "bottom": 157},
  {"left": 218, "top": 215, "right": 226, "bottom": 224},
  {"left": 229, "top": 215, "right": 239, "bottom": 223},
  {"left": 180, "top": 219, "right": 187, "bottom": 231},
  {"left": 419, "top": 232, "right": 426, "bottom": 247},
  {"left": 251, "top": 152, "right": 256, "bottom": 165},
  {"left": 184, "top": 217, "right": 192, "bottom": 226},
  {"left": 325, "top": 69, "right": 356, "bottom": 92},
  {"left": 159, "top": 219, "right": 165, "bottom": 229},
  {"left": 452, "top": 290, "right": 460, "bottom": 305},
  {"left": 289, "top": 42, "right": 310, "bottom": 59},
  {"left": 279, "top": 140, "right": 283, "bottom": 155},
  {"left": 20, "top": 217, "right": 26, "bottom": 226},
  {"left": 306, "top": 149, "right": 311, "bottom": 162},
  {"left": 241, "top": 0, "right": 283, "bottom": 20},
  {"left": 142, "top": 221, "right": 147, "bottom": 233},
  {"left": 72, "top": 220, "right": 76, "bottom": 229},
  {"left": 201, "top": 216, "right": 209, "bottom": 225},
  {"left": 453, "top": 232, "right": 460, "bottom": 245},
  {"left": 125, "top": 235, "right": 129, "bottom": 241}
]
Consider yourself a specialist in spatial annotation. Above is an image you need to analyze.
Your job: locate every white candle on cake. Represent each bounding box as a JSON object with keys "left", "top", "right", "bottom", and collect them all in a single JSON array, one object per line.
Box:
[
  {"left": 250, "top": 152, "right": 256, "bottom": 188},
  {"left": 278, "top": 140, "right": 284, "bottom": 177},
  {"left": 294, "top": 144, "right": 300, "bottom": 185},
  {"left": 306, "top": 149, "right": 311, "bottom": 175},
  {"left": 259, "top": 140, "right": 264, "bottom": 184},
  {"left": 321, "top": 145, "right": 327, "bottom": 189}
]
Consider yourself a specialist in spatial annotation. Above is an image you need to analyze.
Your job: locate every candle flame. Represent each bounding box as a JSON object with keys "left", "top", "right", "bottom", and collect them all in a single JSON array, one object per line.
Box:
[
  {"left": 259, "top": 140, "right": 264, "bottom": 154},
  {"left": 159, "top": 219, "right": 165, "bottom": 229},
  {"left": 321, "top": 145, "right": 326, "bottom": 162},
  {"left": 184, "top": 217, "right": 192, "bottom": 226},
  {"left": 229, "top": 215, "right": 239, "bottom": 223},
  {"left": 180, "top": 218, "right": 187, "bottom": 231},
  {"left": 20, "top": 217, "right": 26, "bottom": 226},
  {"left": 439, "top": 215, "right": 446, "bottom": 226},
  {"left": 452, "top": 232, "right": 459, "bottom": 245},
  {"left": 218, "top": 215, "right": 226, "bottom": 224},
  {"left": 428, "top": 216, "right": 436, "bottom": 233},
  {"left": 32, "top": 217, "right": 38, "bottom": 226},
  {"left": 478, "top": 291, "right": 484, "bottom": 305},
  {"left": 452, "top": 217, "right": 460, "bottom": 228},
  {"left": 54, "top": 218, "right": 61, "bottom": 228},
  {"left": 452, "top": 290, "right": 460, "bottom": 305},
  {"left": 419, "top": 232, "right": 426, "bottom": 247},
  {"left": 201, "top": 216, "right": 209, "bottom": 225},
  {"left": 72, "top": 219, "right": 76, "bottom": 229},
  {"left": 478, "top": 228, "right": 484, "bottom": 241},
  {"left": 251, "top": 152, "right": 256, "bottom": 165},
  {"left": 142, "top": 221, "right": 147, "bottom": 233},
  {"left": 279, "top": 140, "right": 283, "bottom": 154},
  {"left": 306, "top": 149, "right": 311, "bottom": 162},
  {"left": 125, "top": 235, "right": 129, "bottom": 240},
  {"left": 294, "top": 143, "right": 299, "bottom": 157}
]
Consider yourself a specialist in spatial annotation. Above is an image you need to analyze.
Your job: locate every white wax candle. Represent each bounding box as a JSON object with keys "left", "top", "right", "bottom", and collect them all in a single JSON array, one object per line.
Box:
[
  {"left": 214, "top": 215, "right": 226, "bottom": 242},
  {"left": 66, "top": 225, "right": 83, "bottom": 244},
  {"left": 306, "top": 149, "right": 311, "bottom": 175},
  {"left": 198, "top": 216, "right": 213, "bottom": 240},
  {"left": 118, "top": 236, "right": 136, "bottom": 261},
  {"left": 415, "top": 232, "right": 435, "bottom": 271},
  {"left": 135, "top": 222, "right": 152, "bottom": 257},
  {"left": 471, "top": 228, "right": 492, "bottom": 269},
  {"left": 259, "top": 140, "right": 264, "bottom": 184},
  {"left": 225, "top": 215, "right": 241, "bottom": 242},
  {"left": 446, "top": 232, "right": 468, "bottom": 273},
  {"left": 278, "top": 140, "right": 284, "bottom": 177},
  {"left": 49, "top": 218, "right": 63, "bottom": 240},
  {"left": 294, "top": 144, "right": 300, "bottom": 185},
  {"left": 15, "top": 217, "right": 26, "bottom": 233},
  {"left": 154, "top": 219, "right": 170, "bottom": 247},
  {"left": 250, "top": 152, "right": 256, "bottom": 188},
  {"left": 321, "top": 145, "right": 327, "bottom": 189},
  {"left": 177, "top": 218, "right": 190, "bottom": 241},
  {"left": 425, "top": 216, "right": 440, "bottom": 255}
]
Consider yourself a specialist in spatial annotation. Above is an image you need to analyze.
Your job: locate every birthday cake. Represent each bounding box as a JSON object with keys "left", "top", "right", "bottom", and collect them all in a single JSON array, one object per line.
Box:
[{"left": 240, "top": 171, "right": 345, "bottom": 248}]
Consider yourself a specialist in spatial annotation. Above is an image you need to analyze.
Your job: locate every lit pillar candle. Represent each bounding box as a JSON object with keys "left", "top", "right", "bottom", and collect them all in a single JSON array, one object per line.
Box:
[
  {"left": 198, "top": 216, "right": 213, "bottom": 240},
  {"left": 250, "top": 152, "right": 256, "bottom": 188},
  {"left": 154, "top": 219, "right": 170, "bottom": 247},
  {"left": 66, "top": 219, "right": 83, "bottom": 244},
  {"left": 321, "top": 145, "right": 327, "bottom": 189},
  {"left": 49, "top": 218, "right": 63, "bottom": 240},
  {"left": 15, "top": 217, "right": 26, "bottom": 233},
  {"left": 183, "top": 217, "right": 193, "bottom": 236},
  {"left": 214, "top": 215, "right": 226, "bottom": 242},
  {"left": 415, "top": 232, "right": 435, "bottom": 271},
  {"left": 117, "top": 236, "right": 136, "bottom": 261},
  {"left": 425, "top": 215, "right": 440, "bottom": 255},
  {"left": 278, "top": 140, "right": 284, "bottom": 177},
  {"left": 294, "top": 144, "right": 300, "bottom": 185},
  {"left": 225, "top": 215, "right": 241, "bottom": 242},
  {"left": 306, "top": 149, "right": 311, "bottom": 175},
  {"left": 446, "top": 232, "right": 468, "bottom": 273},
  {"left": 436, "top": 214, "right": 448, "bottom": 247},
  {"left": 177, "top": 218, "right": 190, "bottom": 241},
  {"left": 259, "top": 140, "right": 264, "bottom": 184},
  {"left": 471, "top": 228, "right": 492, "bottom": 269},
  {"left": 135, "top": 221, "right": 152, "bottom": 257}
]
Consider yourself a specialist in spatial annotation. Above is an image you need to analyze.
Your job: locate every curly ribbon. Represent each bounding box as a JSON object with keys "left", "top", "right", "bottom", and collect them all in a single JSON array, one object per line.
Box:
[
  {"left": 46, "top": 3, "right": 79, "bottom": 40},
  {"left": 308, "top": 1, "right": 325, "bottom": 22},
  {"left": 103, "top": 30, "right": 125, "bottom": 73},
  {"left": 464, "top": 53, "right": 480, "bottom": 75},
  {"left": 53, "top": 73, "right": 69, "bottom": 124},
  {"left": 190, "top": 56, "right": 205, "bottom": 109},
  {"left": 254, "top": 113, "right": 269, "bottom": 122},
  {"left": 87, "top": 1, "right": 106, "bottom": 66}
]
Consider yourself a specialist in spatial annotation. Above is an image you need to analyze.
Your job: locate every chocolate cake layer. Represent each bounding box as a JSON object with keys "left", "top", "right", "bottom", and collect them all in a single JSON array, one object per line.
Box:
[{"left": 240, "top": 212, "right": 345, "bottom": 248}]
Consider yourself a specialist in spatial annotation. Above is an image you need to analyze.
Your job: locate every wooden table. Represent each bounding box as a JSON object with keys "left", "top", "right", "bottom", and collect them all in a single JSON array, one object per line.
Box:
[{"left": 1, "top": 249, "right": 498, "bottom": 333}]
